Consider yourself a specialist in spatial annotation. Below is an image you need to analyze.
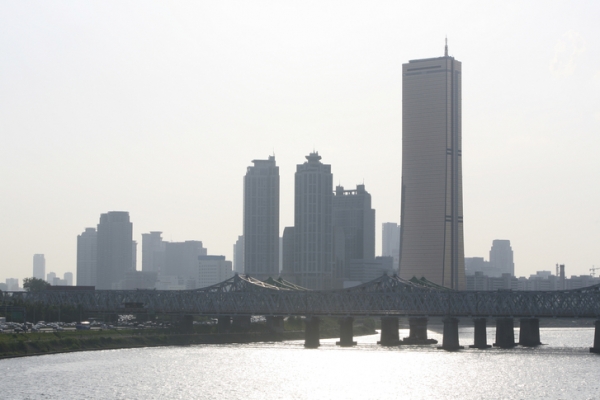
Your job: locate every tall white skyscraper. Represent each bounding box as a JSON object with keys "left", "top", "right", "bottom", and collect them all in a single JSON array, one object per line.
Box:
[
  {"left": 399, "top": 43, "right": 465, "bottom": 289},
  {"left": 33, "top": 254, "right": 45, "bottom": 280},
  {"left": 243, "top": 156, "right": 279, "bottom": 280},
  {"left": 293, "top": 152, "right": 333, "bottom": 290}
]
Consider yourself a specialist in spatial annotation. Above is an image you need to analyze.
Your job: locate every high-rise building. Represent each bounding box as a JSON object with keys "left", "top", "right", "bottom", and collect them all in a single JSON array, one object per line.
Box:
[
  {"left": 281, "top": 227, "right": 295, "bottom": 279},
  {"left": 77, "top": 227, "right": 97, "bottom": 286},
  {"left": 46, "top": 272, "right": 56, "bottom": 284},
  {"left": 333, "top": 184, "right": 375, "bottom": 286},
  {"left": 233, "top": 235, "right": 244, "bottom": 274},
  {"left": 198, "top": 255, "right": 233, "bottom": 288},
  {"left": 96, "top": 211, "right": 133, "bottom": 290},
  {"left": 63, "top": 272, "right": 73, "bottom": 286},
  {"left": 293, "top": 152, "right": 334, "bottom": 290},
  {"left": 163, "top": 240, "right": 207, "bottom": 288},
  {"left": 6, "top": 278, "right": 19, "bottom": 291},
  {"left": 33, "top": 254, "right": 45, "bottom": 280},
  {"left": 142, "top": 232, "right": 165, "bottom": 273},
  {"left": 489, "top": 240, "right": 514, "bottom": 276},
  {"left": 399, "top": 43, "right": 465, "bottom": 289},
  {"left": 381, "top": 223, "right": 401, "bottom": 270},
  {"left": 243, "top": 156, "right": 280, "bottom": 280}
]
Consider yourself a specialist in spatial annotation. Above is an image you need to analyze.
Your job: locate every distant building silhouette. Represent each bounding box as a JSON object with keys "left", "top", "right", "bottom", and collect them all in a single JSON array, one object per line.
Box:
[
  {"left": 293, "top": 152, "right": 334, "bottom": 290},
  {"left": 96, "top": 211, "right": 133, "bottom": 290},
  {"left": 142, "top": 232, "right": 165, "bottom": 273},
  {"left": 198, "top": 255, "right": 233, "bottom": 288},
  {"left": 333, "top": 184, "right": 375, "bottom": 286},
  {"left": 63, "top": 272, "right": 73, "bottom": 286},
  {"left": 77, "top": 227, "right": 97, "bottom": 286},
  {"left": 281, "top": 227, "right": 295, "bottom": 279},
  {"left": 381, "top": 223, "right": 401, "bottom": 271},
  {"left": 490, "top": 240, "right": 515, "bottom": 277},
  {"left": 243, "top": 156, "right": 280, "bottom": 280},
  {"left": 399, "top": 44, "right": 465, "bottom": 289},
  {"left": 5, "top": 278, "right": 19, "bottom": 291},
  {"left": 46, "top": 271, "right": 56, "bottom": 284},
  {"left": 233, "top": 235, "right": 244, "bottom": 274},
  {"left": 163, "top": 240, "right": 207, "bottom": 289},
  {"left": 33, "top": 254, "right": 45, "bottom": 280}
]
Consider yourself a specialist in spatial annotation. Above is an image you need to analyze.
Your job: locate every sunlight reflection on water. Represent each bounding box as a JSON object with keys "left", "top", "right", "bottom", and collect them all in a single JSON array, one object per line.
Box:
[{"left": 2, "top": 327, "right": 600, "bottom": 399}]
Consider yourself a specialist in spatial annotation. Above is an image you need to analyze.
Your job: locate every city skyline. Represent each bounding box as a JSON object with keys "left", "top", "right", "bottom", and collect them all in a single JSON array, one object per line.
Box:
[{"left": 1, "top": 2, "right": 599, "bottom": 283}]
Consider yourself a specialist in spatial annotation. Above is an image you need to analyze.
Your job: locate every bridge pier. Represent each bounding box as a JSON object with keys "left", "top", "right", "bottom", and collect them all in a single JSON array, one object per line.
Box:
[
  {"left": 217, "top": 316, "right": 231, "bottom": 333},
  {"left": 403, "top": 317, "right": 437, "bottom": 344},
  {"left": 469, "top": 318, "right": 491, "bottom": 349},
  {"left": 231, "top": 316, "right": 251, "bottom": 331},
  {"left": 439, "top": 317, "right": 463, "bottom": 351},
  {"left": 494, "top": 318, "right": 515, "bottom": 348},
  {"left": 266, "top": 316, "right": 284, "bottom": 334},
  {"left": 180, "top": 314, "right": 194, "bottom": 333},
  {"left": 590, "top": 320, "right": 600, "bottom": 354},
  {"left": 336, "top": 317, "right": 357, "bottom": 347},
  {"left": 304, "top": 316, "right": 320, "bottom": 348},
  {"left": 377, "top": 317, "right": 401, "bottom": 346},
  {"left": 519, "top": 318, "right": 541, "bottom": 346}
]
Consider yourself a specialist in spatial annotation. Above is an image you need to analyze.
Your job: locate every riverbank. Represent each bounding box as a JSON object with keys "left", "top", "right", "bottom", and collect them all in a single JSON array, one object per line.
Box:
[{"left": 0, "top": 324, "right": 377, "bottom": 359}]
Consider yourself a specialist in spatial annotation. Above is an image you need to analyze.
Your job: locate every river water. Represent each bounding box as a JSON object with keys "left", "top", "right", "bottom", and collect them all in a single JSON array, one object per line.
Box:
[{"left": 2, "top": 327, "right": 600, "bottom": 399}]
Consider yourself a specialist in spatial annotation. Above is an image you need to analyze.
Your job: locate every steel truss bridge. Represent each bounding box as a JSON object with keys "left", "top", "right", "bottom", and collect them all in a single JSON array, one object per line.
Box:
[{"left": 3, "top": 274, "right": 600, "bottom": 318}]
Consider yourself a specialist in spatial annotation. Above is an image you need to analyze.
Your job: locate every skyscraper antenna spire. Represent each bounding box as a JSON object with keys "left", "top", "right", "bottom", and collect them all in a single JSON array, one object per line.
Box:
[{"left": 445, "top": 36, "right": 448, "bottom": 57}]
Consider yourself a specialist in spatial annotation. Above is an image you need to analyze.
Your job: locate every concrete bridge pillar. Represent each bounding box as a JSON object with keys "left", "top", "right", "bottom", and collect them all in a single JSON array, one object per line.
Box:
[
  {"left": 231, "top": 316, "right": 251, "bottom": 331},
  {"left": 180, "top": 314, "right": 194, "bottom": 333},
  {"left": 469, "top": 318, "right": 491, "bottom": 349},
  {"left": 440, "top": 317, "right": 463, "bottom": 351},
  {"left": 494, "top": 318, "right": 515, "bottom": 348},
  {"left": 336, "top": 317, "right": 357, "bottom": 347},
  {"left": 217, "top": 316, "right": 231, "bottom": 333},
  {"left": 403, "top": 317, "right": 437, "bottom": 344},
  {"left": 377, "top": 316, "right": 401, "bottom": 346},
  {"left": 266, "top": 316, "right": 284, "bottom": 334},
  {"left": 519, "top": 318, "right": 541, "bottom": 346},
  {"left": 304, "top": 316, "right": 320, "bottom": 348},
  {"left": 590, "top": 320, "right": 600, "bottom": 354}
]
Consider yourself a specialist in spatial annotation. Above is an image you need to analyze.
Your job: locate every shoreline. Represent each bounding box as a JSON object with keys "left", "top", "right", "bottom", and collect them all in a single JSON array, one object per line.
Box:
[{"left": 0, "top": 327, "right": 377, "bottom": 360}]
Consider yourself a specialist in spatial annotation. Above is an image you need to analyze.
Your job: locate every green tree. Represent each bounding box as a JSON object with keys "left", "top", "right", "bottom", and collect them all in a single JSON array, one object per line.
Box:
[{"left": 23, "top": 277, "right": 50, "bottom": 292}]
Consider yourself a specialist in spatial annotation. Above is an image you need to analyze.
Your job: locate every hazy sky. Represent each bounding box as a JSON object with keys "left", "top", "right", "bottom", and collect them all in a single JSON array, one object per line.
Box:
[{"left": 1, "top": 1, "right": 599, "bottom": 284}]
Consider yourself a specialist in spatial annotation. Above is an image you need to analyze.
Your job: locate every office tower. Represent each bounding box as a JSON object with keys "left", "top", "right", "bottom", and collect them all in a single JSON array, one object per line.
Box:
[
  {"left": 381, "top": 223, "right": 401, "bottom": 270},
  {"left": 294, "top": 152, "right": 334, "bottom": 290},
  {"left": 6, "top": 278, "right": 19, "bottom": 291},
  {"left": 233, "top": 235, "right": 244, "bottom": 274},
  {"left": 333, "top": 184, "right": 376, "bottom": 286},
  {"left": 132, "top": 241, "right": 137, "bottom": 270},
  {"left": 142, "top": 232, "right": 165, "bottom": 273},
  {"left": 399, "top": 43, "right": 465, "bottom": 289},
  {"left": 96, "top": 211, "right": 133, "bottom": 290},
  {"left": 198, "top": 255, "right": 233, "bottom": 288},
  {"left": 243, "top": 156, "right": 280, "bottom": 280},
  {"left": 163, "top": 240, "right": 207, "bottom": 288},
  {"left": 281, "top": 227, "right": 295, "bottom": 279},
  {"left": 63, "top": 272, "right": 73, "bottom": 286},
  {"left": 489, "top": 240, "right": 514, "bottom": 276},
  {"left": 46, "top": 272, "right": 56, "bottom": 284},
  {"left": 33, "top": 254, "right": 45, "bottom": 280},
  {"left": 77, "top": 227, "right": 97, "bottom": 286}
]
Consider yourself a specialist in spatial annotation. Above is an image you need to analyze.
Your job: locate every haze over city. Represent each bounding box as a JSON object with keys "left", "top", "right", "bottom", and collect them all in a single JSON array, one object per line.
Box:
[{"left": 1, "top": 1, "right": 599, "bottom": 284}]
